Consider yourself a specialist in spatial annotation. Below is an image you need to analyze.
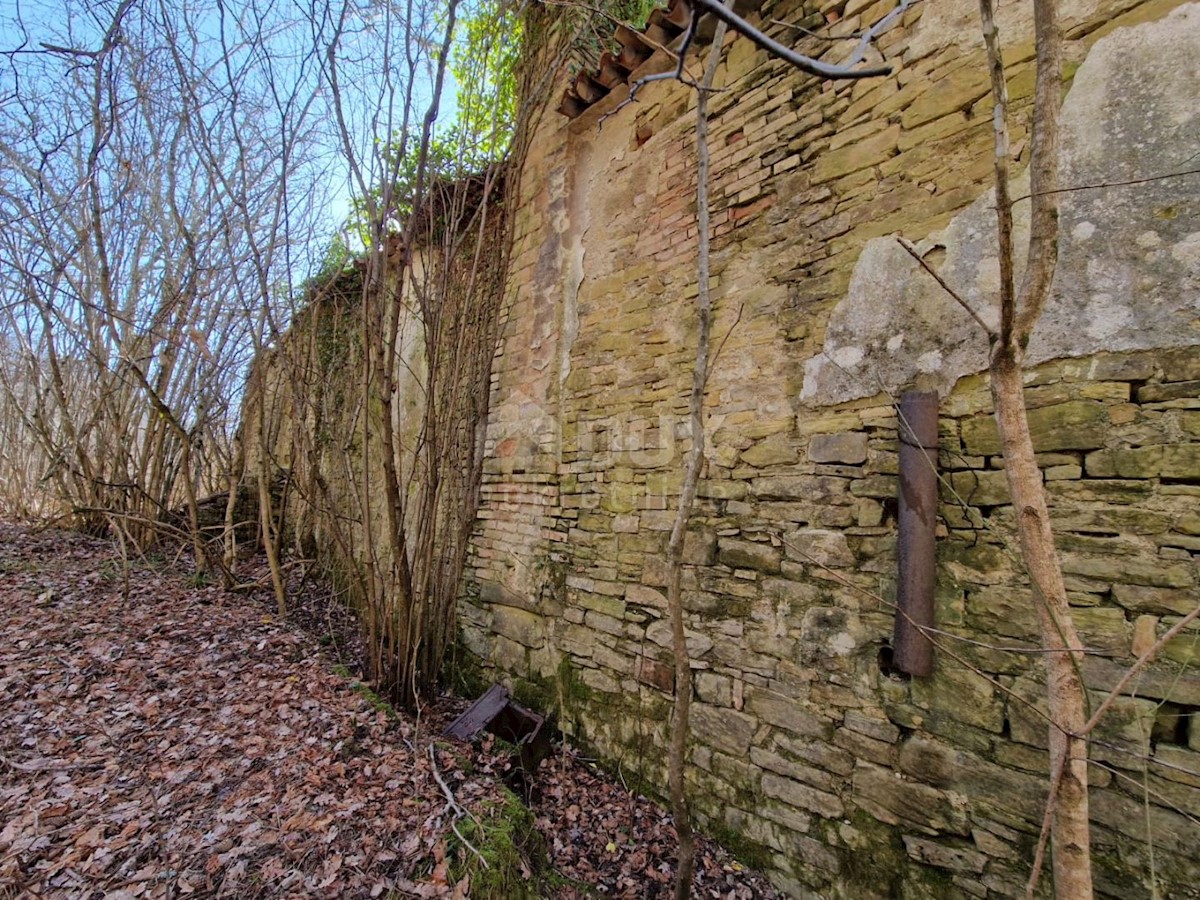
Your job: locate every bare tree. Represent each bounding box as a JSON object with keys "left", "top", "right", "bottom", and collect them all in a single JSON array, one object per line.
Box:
[
  {"left": 235, "top": 0, "right": 551, "bottom": 705},
  {"left": 0, "top": 0, "right": 337, "bottom": 589},
  {"left": 978, "top": 1, "right": 1088, "bottom": 893}
]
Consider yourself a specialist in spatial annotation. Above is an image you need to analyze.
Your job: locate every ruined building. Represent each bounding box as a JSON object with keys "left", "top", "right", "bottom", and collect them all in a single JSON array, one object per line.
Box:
[{"left": 254, "top": 0, "right": 1200, "bottom": 895}]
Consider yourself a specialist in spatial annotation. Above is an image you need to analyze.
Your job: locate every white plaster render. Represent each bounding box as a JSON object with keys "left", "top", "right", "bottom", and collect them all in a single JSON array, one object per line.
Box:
[{"left": 803, "top": 3, "right": 1200, "bottom": 407}]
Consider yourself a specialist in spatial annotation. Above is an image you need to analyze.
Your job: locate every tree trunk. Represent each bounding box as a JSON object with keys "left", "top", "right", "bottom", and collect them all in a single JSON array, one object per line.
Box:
[
  {"left": 667, "top": 13, "right": 732, "bottom": 899},
  {"left": 991, "top": 352, "right": 1091, "bottom": 898},
  {"left": 977, "top": 0, "right": 1091, "bottom": 892}
]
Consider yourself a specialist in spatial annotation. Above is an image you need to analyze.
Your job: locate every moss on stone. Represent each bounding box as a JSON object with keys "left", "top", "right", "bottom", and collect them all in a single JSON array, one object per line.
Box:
[
  {"left": 706, "top": 822, "right": 774, "bottom": 873},
  {"left": 447, "top": 787, "right": 548, "bottom": 899},
  {"left": 443, "top": 636, "right": 491, "bottom": 699},
  {"left": 837, "top": 810, "right": 908, "bottom": 897},
  {"left": 330, "top": 663, "right": 400, "bottom": 720}
]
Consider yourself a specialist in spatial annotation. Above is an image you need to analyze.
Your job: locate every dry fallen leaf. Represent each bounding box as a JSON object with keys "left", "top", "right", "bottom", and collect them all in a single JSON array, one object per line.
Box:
[{"left": 0, "top": 524, "right": 782, "bottom": 900}]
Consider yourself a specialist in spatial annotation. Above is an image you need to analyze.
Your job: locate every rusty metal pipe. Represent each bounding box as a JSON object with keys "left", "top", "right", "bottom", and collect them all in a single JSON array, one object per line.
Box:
[{"left": 893, "top": 390, "right": 939, "bottom": 676}]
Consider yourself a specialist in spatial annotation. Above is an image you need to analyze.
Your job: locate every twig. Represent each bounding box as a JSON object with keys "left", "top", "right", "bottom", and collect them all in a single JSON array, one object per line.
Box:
[
  {"left": 427, "top": 744, "right": 487, "bottom": 869},
  {"left": 1082, "top": 602, "right": 1200, "bottom": 736},
  {"left": 897, "top": 237, "right": 996, "bottom": 339},
  {"left": 1011, "top": 166, "right": 1200, "bottom": 203},
  {"left": 1025, "top": 750, "right": 1066, "bottom": 898},
  {"left": 600, "top": 0, "right": 910, "bottom": 129}
]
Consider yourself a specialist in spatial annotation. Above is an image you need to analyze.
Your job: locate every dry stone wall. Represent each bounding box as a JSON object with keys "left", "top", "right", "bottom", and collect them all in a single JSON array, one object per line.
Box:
[{"left": 464, "top": 1, "right": 1200, "bottom": 896}]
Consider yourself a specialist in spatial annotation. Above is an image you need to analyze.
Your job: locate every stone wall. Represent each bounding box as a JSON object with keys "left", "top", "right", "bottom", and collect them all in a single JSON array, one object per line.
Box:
[{"left": 463, "top": 0, "right": 1200, "bottom": 896}]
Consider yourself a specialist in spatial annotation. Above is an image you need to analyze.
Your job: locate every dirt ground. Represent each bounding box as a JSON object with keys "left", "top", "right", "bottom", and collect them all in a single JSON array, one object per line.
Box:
[{"left": 0, "top": 524, "right": 780, "bottom": 899}]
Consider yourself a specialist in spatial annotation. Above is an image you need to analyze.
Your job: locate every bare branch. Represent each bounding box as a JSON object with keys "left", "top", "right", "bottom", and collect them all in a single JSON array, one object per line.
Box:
[
  {"left": 690, "top": 0, "right": 902, "bottom": 80},
  {"left": 897, "top": 236, "right": 996, "bottom": 339},
  {"left": 1082, "top": 602, "right": 1200, "bottom": 736}
]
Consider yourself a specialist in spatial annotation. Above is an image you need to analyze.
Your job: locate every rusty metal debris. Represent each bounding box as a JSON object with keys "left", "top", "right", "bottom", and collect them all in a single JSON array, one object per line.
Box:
[
  {"left": 892, "top": 390, "right": 939, "bottom": 677},
  {"left": 445, "top": 683, "right": 551, "bottom": 774}
]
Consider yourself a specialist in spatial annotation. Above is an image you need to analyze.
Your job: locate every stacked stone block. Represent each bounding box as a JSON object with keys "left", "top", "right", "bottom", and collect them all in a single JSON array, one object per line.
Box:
[{"left": 465, "top": 0, "right": 1200, "bottom": 896}]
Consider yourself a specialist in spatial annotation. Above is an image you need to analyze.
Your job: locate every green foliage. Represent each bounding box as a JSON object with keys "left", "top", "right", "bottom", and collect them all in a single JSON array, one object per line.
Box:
[
  {"left": 567, "top": 0, "right": 663, "bottom": 65},
  {"left": 346, "top": 0, "right": 521, "bottom": 244},
  {"left": 450, "top": 0, "right": 523, "bottom": 166},
  {"left": 314, "top": 232, "right": 354, "bottom": 284}
]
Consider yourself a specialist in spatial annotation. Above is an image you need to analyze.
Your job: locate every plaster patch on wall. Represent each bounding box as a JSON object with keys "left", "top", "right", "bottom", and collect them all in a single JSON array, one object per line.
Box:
[{"left": 803, "top": 4, "right": 1200, "bottom": 407}]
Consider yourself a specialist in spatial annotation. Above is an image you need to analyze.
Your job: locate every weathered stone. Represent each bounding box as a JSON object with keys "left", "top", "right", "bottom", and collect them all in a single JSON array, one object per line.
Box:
[
  {"left": 717, "top": 538, "right": 782, "bottom": 574},
  {"left": 690, "top": 703, "right": 757, "bottom": 756},
  {"left": 849, "top": 474, "right": 898, "bottom": 498},
  {"left": 812, "top": 124, "right": 900, "bottom": 183},
  {"left": 782, "top": 528, "right": 855, "bottom": 568},
  {"left": 855, "top": 497, "right": 885, "bottom": 526},
  {"left": 645, "top": 619, "right": 714, "bottom": 657},
  {"left": 696, "top": 671, "right": 732, "bottom": 706},
  {"left": 902, "top": 836, "right": 987, "bottom": 874},
  {"left": 746, "top": 689, "right": 832, "bottom": 739},
  {"left": 799, "top": 607, "right": 862, "bottom": 665},
  {"left": 1149, "top": 746, "right": 1200, "bottom": 789},
  {"left": 1132, "top": 614, "right": 1159, "bottom": 658},
  {"left": 1084, "top": 654, "right": 1200, "bottom": 707},
  {"left": 761, "top": 577, "right": 822, "bottom": 608},
  {"left": 625, "top": 583, "right": 667, "bottom": 609},
  {"left": 1161, "top": 616, "right": 1200, "bottom": 666},
  {"left": 1161, "top": 444, "right": 1200, "bottom": 479},
  {"left": 809, "top": 432, "right": 869, "bottom": 465},
  {"left": 1048, "top": 479, "right": 1154, "bottom": 504},
  {"left": 491, "top": 634, "right": 527, "bottom": 673},
  {"left": 683, "top": 528, "right": 718, "bottom": 565},
  {"left": 601, "top": 482, "right": 641, "bottom": 514},
  {"left": 752, "top": 474, "right": 849, "bottom": 501},
  {"left": 1043, "top": 463, "right": 1082, "bottom": 480},
  {"left": 612, "top": 513, "right": 640, "bottom": 533},
  {"left": 635, "top": 655, "right": 674, "bottom": 692},
  {"left": 940, "top": 542, "right": 1012, "bottom": 587},
  {"left": 896, "top": 736, "right": 969, "bottom": 789},
  {"left": 755, "top": 801, "right": 813, "bottom": 839},
  {"left": 741, "top": 433, "right": 799, "bottom": 467},
  {"left": 1137, "top": 380, "right": 1200, "bottom": 403},
  {"left": 963, "top": 401, "right": 1109, "bottom": 456},
  {"left": 749, "top": 747, "right": 839, "bottom": 792},
  {"left": 577, "top": 591, "right": 626, "bottom": 618},
  {"left": 696, "top": 479, "right": 748, "bottom": 500},
  {"left": 1085, "top": 447, "right": 1161, "bottom": 478},
  {"left": 584, "top": 610, "right": 625, "bottom": 637},
  {"left": 911, "top": 663, "right": 1004, "bottom": 734},
  {"left": 1061, "top": 555, "right": 1194, "bottom": 588},
  {"left": 901, "top": 65, "right": 990, "bottom": 129},
  {"left": 946, "top": 469, "right": 1010, "bottom": 507},
  {"left": 775, "top": 734, "right": 855, "bottom": 777},
  {"left": 761, "top": 772, "right": 844, "bottom": 819},
  {"left": 833, "top": 727, "right": 896, "bottom": 768},
  {"left": 479, "top": 579, "right": 538, "bottom": 612},
  {"left": 1075, "top": 607, "right": 1128, "bottom": 657},
  {"left": 581, "top": 667, "right": 620, "bottom": 694},
  {"left": 852, "top": 764, "right": 969, "bottom": 835},
  {"left": 1090, "top": 785, "right": 1197, "bottom": 856},
  {"left": 491, "top": 606, "right": 546, "bottom": 648},
  {"left": 844, "top": 710, "right": 900, "bottom": 744},
  {"left": 964, "top": 586, "right": 1037, "bottom": 639},
  {"left": 1090, "top": 694, "right": 1155, "bottom": 766}
]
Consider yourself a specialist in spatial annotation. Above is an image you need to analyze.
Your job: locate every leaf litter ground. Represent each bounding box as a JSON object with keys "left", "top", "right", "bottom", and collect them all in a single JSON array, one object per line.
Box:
[{"left": 0, "top": 524, "right": 781, "bottom": 898}]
